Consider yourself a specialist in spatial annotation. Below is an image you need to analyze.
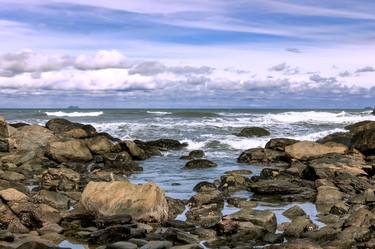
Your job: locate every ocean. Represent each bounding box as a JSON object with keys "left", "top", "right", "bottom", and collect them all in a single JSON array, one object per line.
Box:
[{"left": 1, "top": 108, "right": 374, "bottom": 200}]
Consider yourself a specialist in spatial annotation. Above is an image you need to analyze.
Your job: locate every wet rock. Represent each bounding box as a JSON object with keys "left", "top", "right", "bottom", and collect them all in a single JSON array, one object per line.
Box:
[
  {"left": 224, "top": 169, "right": 252, "bottom": 175},
  {"left": 250, "top": 178, "right": 316, "bottom": 201},
  {"left": 188, "top": 150, "right": 205, "bottom": 158},
  {"left": 103, "top": 152, "right": 143, "bottom": 173},
  {"left": 282, "top": 205, "right": 306, "bottom": 220},
  {"left": 193, "top": 182, "right": 217, "bottom": 192},
  {"left": 351, "top": 128, "right": 375, "bottom": 156},
  {"left": 107, "top": 241, "right": 138, "bottom": 249},
  {"left": 85, "top": 135, "right": 114, "bottom": 155},
  {"left": 46, "top": 118, "right": 96, "bottom": 138},
  {"left": 41, "top": 167, "right": 80, "bottom": 191},
  {"left": 89, "top": 224, "right": 134, "bottom": 245},
  {"left": 166, "top": 197, "right": 186, "bottom": 220},
  {"left": 284, "top": 216, "right": 317, "bottom": 238},
  {"left": 235, "top": 127, "right": 270, "bottom": 137},
  {"left": 260, "top": 168, "right": 280, "bottom": 178},
  {"left": 237, "top": 148, "right": 287, "bottom": 164},
  {"left": 133, "top": 140, "right": 162, "bottom": 156},
  {"left": 46, "top": 140, "right": 93, "bottom": 163},
  {"left": 121, "top": 140, "right": 148, "bottom": 160},
  {"left": 317, "top": 132, "right": 353, "bottom": 147},
  {"left": 225, "top": 209, "right": 277, "bottom": 233},
  {"left": 184, "top": 159, "right": 217, "bottom": 169},
  {"left": 285, "top": 141, "right": 347, "bottom": 160},
  {"left": 219, "top": 174, "right": 251, "bottom": 191},
  {"left": 265, "top": 138, "right": 299, "bottom": 151},
  {"left": 0, "top": 235, "right": 61, "bottom": 249},
  {"left": 188, "top": 190, "right": 224, "bottom": 207},
  {"left": 186, "top": 203, "right": 222, "bottom": 228},
  {"left": 145, "top": 139, "right": 187, "bottom": 150},
  {"left": 304, "top": 154, "right": 368, "bottom": 180},
  {"left": 226, "top": 198, "right": 256, "bottom": 209},
  {"left": 262, "top": 232, "right": 284, "bottom": 244},
  {"left": 345, "top": 120, "right": 375, "bottom": 133},
  {"left": 140, "top": 240, "right": 173, "bottom": 249},
  {"left": 80, "top": 181, "right": 169, "bottom": 223},
  {"left": 315, "top": 186, "right": 343, "bottom": 204},
  {"left": 95, "top": 214, "right": 133, "bottom": 229}
]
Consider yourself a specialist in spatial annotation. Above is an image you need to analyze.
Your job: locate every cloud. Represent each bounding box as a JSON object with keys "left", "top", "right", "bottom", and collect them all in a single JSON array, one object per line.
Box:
[
  {"left": 309, "top": 74, "right": 338, "bottom": 84},
  {"left": 286, "top": 48, "right": 302, "bottom": 53},
  {"left": 269, "top": 62, "right": 300, "bottom": 75},
  {"left": 355, "top": 66, "right": 375, "bottom": 73},
  {"left": 74, "top": 50, "right": 129, "bottom": 70},
  {"left": 338, "top": 70, "right": 352, "bottom": 77}
]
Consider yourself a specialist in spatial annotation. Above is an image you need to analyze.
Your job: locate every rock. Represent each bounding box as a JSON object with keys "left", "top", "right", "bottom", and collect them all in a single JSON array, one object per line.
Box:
[
  {"left": 364, "top": 188, "right": 375, "bottom": 203},
  {"left": 226, "top": 197, "right": 256, "bottom": 209},
  {"left": 171, "top": 245, "right": 202, "bottom": 249},
  {"left": 80, "top": 181, "right": 169, "bottom": 223},
  {"left": 237, "top": 148, "right": 287, "bottom": 164},
  {"left": 285, "top": 141, "right": 347, "bottom": 160},
  {"left": 0, "top": 188, "right": 28, "bottom": 202},
  {"left": 188, "top": 190, "right": 224, "bottom": 207},
  {"left": 86, "top": 135, "right": 114, "bottom": 155},
  {"left": 9, "top": 125, "right": 56, "bottom": 152},
  {"left": 303, "top": 154, "right": 368, "bottom": 181},
  {"left": 260, "top": 168, "right": 280, "bottom": 178},
  {"left": 46, "top": 118, "right": 96, "bottom": 138},
  {"left": 95, "top": 214, "right": 132, "bottom": 229},
  {"left": 317, "top": 132, "right": 353, "bottom": 147},
  {"left": 315, "top": 186, "right": 343, "bottom": 204},
  {"left": 235, "top": 127, "right": 270, "bottom": 137},
  {"left": 0, "top": 171, "right": 25, "bottom": 181},
  {"left": 189, "top": 150, "right": 205, "bottom": 158},
  {"left": 140, "top": 241, "right": 173, "bottom": 249},
  {"left": 46, "top": 140, "right": 92, "bottom": 163},
  {"left": 35, "top": 190, "right": 70, "bottom": 210},
  {"left": 193, "top": 182, "right": 217, "bottom": 192},
  {"left": 38, "top": 223, "right": 64, "bottom": 235},
  {"left": 107, "top": 241, "right": 138, "bottom": 249},
  {"left": 0, "top": 138, "right": 9, "bottom": 152},
  {"left": 88, "top": 224, "right": 134, "bottom": 245},
  {"left": 41, "top": 167, "right": 80, "bottom": 191},
  {"left": 282, "top": 205, "right": 306, "bottom": 220},
  {"left": 226, "top": 209, "right": 277, "bottom": 233},
  {"left": 265, "top": 138, "right": 299, "bottom": 151},
  {"left": 329, "top": 202, "right": 349, "bottom": 215},
  {"left": 351, "top": 129, "right": 375, "bottom": 156},
  {"left": 262, "top": 232, "right": 284, "bottom": 243},
  {"left": 184, "top": 159, "right": 217, "bottom": 169},
  {"left": 34, "top": 204, "right": 62, "bottom": 224},
  {"left": 0, "top": 235, "right": 61, "bottom": 249},
  {"left": 166, "top": 197, "right": 186, "bottom": 220},
  {"left": 284, "top": 216, "right": 317, "bottom": 238},
  {"left": 219, "top": 174, "right": 251, "bottom": 191},
  {"left": 103, "top": 152, "right": 143, "bottom": 173},
  {"left": 0, "top": 230, "right": 14, "bottom": 242},
  {"left": 121, "top": 140, "right": 148, "bottom": 160},
  {"left": 186, "top": 203, "right": 222, "bottom": 228},
  {"left": 145, "top": 139, "right": 187, "bottom": 150},
  {"left": 345, "top": 120, "right": 375, "bottom": 133}
]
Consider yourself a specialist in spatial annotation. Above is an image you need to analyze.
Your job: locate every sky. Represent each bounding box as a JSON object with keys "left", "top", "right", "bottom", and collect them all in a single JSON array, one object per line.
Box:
[{"left": 0, "top": 0, "right": 375, "bottom": 108}]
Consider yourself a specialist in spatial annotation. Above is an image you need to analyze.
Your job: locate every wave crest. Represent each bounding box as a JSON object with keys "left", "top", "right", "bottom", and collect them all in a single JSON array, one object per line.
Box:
[{"left": 45, "top": 111, "right": 104, "bottom": 117}]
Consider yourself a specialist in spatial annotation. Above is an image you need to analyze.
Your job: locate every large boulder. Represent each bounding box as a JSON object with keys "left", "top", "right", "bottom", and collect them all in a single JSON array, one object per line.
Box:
[
  {"left": 351, "top": 129, "right": 375, "bottom": 156},
  {"left": 237, "top": 148, "right": 287, "bottom": 164},
  {"left": 235, "top": 127, "right": 270, "bottom": 137},
  {"left": 46, "top": 140, "right": 92, "bottom": 163},
  {"left": 265, "top": 138, "right": 299, "bottom": 151},
  {"left": 85, "top": 135, "right": 114, "bottom": 155},
  {"left": 317, "top": 132, "right": 354, "bottom": 147},
  {"left": 315, "top": 186, "right": 343, "bottom": 204},
  {"left": 285, "top": 141, "right": 347, "bottom": 160},
  {"left": 121, "top": 140, "right": 148, "bottom": 160},
  {"left": 80, "top": 181, "right": 169, "bottom": 223},
  {"left": 46, "top": 118, "right": 96, "bottom": 139},
  {"left": 9, "top": 125, "right": 56, "bottom": 152},
  {"left": 345, "top": 121, "right": 375, "bottom": 133}
]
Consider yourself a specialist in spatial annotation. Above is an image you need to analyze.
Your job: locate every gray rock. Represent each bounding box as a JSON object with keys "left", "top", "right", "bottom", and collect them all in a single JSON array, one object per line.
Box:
[
  {"left": 184, "top": 159, "right": 217, "bottom": 169},
  {"left": 107, "top": 241, "right": 138, "bottom": 249}
]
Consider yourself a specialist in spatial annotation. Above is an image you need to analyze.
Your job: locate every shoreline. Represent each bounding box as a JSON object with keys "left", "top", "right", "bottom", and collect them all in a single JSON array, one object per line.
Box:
[{"left": 0, "top": 115, "right": 374, "bottom": 248}]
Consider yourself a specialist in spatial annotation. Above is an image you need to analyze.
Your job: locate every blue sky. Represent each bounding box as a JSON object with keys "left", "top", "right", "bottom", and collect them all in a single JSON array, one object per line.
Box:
[{"left": 0, "top": 0, "right": 375, "bottom": 108}]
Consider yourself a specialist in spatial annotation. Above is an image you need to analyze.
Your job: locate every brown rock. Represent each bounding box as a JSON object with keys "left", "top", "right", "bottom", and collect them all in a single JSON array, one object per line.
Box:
[
  {"left": 285, "top": 141, "right": 347, "bottom": 160},
  {"left": 46, "top": 140, "right": 92, "bottom": 163}
]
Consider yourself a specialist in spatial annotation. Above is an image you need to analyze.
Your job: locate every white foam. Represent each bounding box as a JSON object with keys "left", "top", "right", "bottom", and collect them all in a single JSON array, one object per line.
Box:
[
  {"left": 45, "top": 111, "right": 103, "bottom": 117},
  {"left": 219, "top": 137, "right": 269, "bottom": 150},
  {"left": 181, "top": 139, "right": 207, "bottom": 150},
  {"left": 146, "top": 111, "right": 172, "bottom": 115},
  {"left": 292, "top": 128, "right": 347, "bottom": 141}
]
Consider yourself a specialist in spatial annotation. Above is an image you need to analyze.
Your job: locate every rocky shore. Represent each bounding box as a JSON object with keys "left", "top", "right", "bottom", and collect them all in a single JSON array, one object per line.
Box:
[{"left": 0, "top": 116, "right": 375, "bottom": 249}]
